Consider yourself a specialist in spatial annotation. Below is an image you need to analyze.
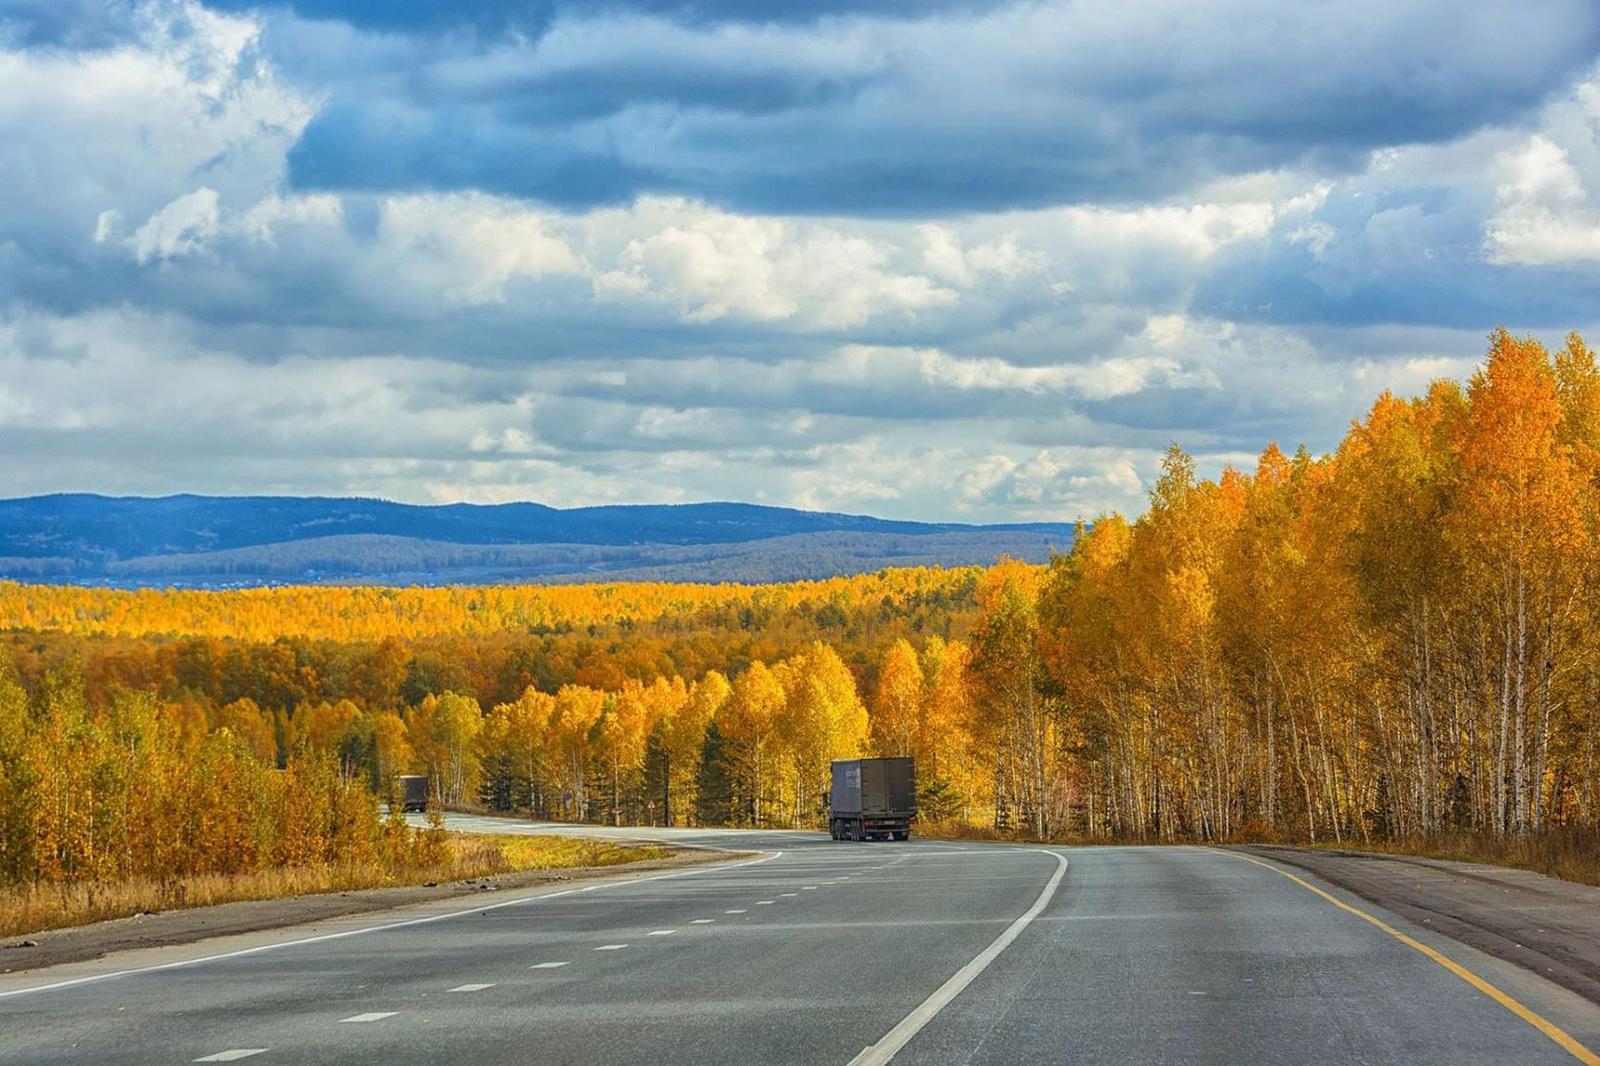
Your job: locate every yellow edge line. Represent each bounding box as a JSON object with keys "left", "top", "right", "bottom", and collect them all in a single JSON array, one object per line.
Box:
[{"left": 1210, "top": 848, "right": 1600, "bottom": 1066}]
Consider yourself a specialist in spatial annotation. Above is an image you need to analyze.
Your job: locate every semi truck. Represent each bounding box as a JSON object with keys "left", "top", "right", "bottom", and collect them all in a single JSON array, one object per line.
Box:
[
  {"left": 829, "top": 757, "right": 916, "bottom": 841},
  {"left": 397, "top": 774, "right": 430, "bottom": 813}
]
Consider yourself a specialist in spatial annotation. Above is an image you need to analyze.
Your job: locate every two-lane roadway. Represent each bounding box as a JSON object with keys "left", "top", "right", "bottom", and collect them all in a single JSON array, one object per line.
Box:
[{"left": 4, "top": 817, "right": 1600, "bottom": 1064}]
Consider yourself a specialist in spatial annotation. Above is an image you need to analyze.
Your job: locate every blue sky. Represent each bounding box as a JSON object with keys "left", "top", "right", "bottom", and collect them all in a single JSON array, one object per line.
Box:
[{"left": 3, "top": 0, "right": 1600, "bottom": 521}]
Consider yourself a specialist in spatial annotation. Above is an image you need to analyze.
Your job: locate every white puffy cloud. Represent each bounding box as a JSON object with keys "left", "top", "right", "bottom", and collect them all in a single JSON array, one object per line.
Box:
[
  {"left": 589, "top": 198, "right": 960, "bottom": 328},
  {"left": 0, "top": 1, "right": 316, "bottom": 256},
  {"left": 129, "top": 187, "right": 220, "bottom": 263},
  {"left": 1484, "top": 136, "right": 1600, "bottom": 265},
  {"left": 376, "top": 194, "right": 587, "bottom": 306}
]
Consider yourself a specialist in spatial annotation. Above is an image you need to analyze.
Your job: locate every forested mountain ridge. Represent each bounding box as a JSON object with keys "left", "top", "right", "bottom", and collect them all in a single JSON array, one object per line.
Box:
[{"left": 0, "top": 495, "right": 1075, "bottom": 586}]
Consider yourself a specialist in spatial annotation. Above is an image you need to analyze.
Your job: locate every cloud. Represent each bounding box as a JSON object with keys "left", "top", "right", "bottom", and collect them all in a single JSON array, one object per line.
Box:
[
  {"left": 129, "top": 188, "right": 221, "bottom": 263},
  {"left": 1485, "top": 136, "right": 1600, "bottom": 265},
  {"left": 594, "top": 199, "right": 959, "bottom": 327},
  {"left": 375, "top": 194, "right": 586, "bottom": 305},
  {"left": 268, "top": 0, "right": 1600, "bottom": 214},
  {"left": 5, "top": 1, "right": 1600, "bottom": 524},
  {"left": 0, "top": 0, "right": 318, "bottom": 308}
]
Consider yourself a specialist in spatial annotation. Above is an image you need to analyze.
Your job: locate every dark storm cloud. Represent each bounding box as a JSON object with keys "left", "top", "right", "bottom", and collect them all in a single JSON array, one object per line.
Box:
[{"left": 252, "top": 0, "right": 1600, "bottom": 214}]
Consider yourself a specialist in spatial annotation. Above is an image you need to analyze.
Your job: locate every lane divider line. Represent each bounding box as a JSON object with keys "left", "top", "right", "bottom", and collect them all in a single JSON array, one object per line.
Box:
[
  {"left": 0, "top": 850, "right": 783, "bottom": 1001},
  {"left": 193, "top": 1051, "right": 268, "bottom": 1062},
  {"left": 447, "top": 983, "right": 494, "bottom": 993},
  {"left": 1214, "top": 849, "right": 1600, "bottom": 1066},
  {"left": 529, "top": 962, "right": 569, "bottom": 969},
  {"left": 848, "top": 849, "right": 1069, "bottom": 1066},
  {"left": 338, "top": 1012, "right": 396, "bottom": 1024}
]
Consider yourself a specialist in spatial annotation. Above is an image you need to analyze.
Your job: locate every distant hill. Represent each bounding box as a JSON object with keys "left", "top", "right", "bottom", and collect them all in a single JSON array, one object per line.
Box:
[{"left": 0, "top": 495, "right": 1075, "bottom": 587}]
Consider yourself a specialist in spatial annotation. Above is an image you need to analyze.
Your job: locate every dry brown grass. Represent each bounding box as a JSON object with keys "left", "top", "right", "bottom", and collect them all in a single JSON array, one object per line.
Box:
[
  {"left": 1308, "top": 829, "right": 1600, "bottom": 887},
  {"left": 0, "top": 833, "right": 665, "bottom": 937}
]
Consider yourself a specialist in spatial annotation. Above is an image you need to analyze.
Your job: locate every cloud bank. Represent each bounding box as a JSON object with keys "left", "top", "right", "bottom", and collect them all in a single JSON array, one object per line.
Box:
[{"left": 2, "top": 0, "right": 1599, "bottom": 521}]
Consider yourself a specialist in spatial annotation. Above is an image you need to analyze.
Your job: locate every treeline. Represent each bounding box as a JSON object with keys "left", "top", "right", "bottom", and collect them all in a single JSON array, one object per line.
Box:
[
  {"left": 0, "top": 576, "right": 973, "bottom": 720},
  {"left": 1019, "top": 329, "right": 1600, "bottom": 843},
  {"left": 0, "top": 666, "right": 447, "bottom": 891},
  {"left": 0, "top": 567, "right": 977, "bottom": 642},
  {"left": 0, "top": 637, "right": 976, "bottom": 832}
]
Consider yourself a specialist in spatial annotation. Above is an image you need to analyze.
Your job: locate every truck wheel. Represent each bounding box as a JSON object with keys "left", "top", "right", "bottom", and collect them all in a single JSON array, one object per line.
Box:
[{"left": 893, "top": 830, "right": 909, "bottom": 841}]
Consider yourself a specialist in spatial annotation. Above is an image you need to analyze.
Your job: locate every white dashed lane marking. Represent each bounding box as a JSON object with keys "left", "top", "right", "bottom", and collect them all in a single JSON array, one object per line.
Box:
[
  {"left": 449, "top": 984, "right": 495, "bottom": 993},
  {"left": 690, "top": 919, "right": 715, "bottom": 924},
  {"left": 755, "top": 900, "right": 775, "bottom": 905},
  {"left": 780, "top": 892, "right": 798, "bottom": 897},
  {"left": 595, "top": 944, "right": 629, "bottom": 951},
  {"left": 647, "top": 929, "right": 676, "bottom": 936},
  {"left": 194, "top": 1051, "right": 268, "bottom": 1062},
  {"left": 339, "top": 1012, "right": 397, "bottom": 1024},
  {"left": 802, "top": 886, "right": 817, "bottom": 890},
  {"left": 529, "top": 962, "right": 570, "bottom": 969},
  {"left": 725, "top": 909, "right": 747, "bottom": 914}
]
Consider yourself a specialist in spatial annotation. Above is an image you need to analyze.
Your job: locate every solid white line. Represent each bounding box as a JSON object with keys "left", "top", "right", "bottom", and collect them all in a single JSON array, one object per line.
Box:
[
  {"left": 448, "top": 983, "right": 494, "bottom": 992},
  {"left": 847, "top": 850, "right": 1068, "bottom": 1066},
  {"left": 194, "top": 1051, "right": 268, "bottom": 1062},
  {"left": 0, "top": 850, "right": 783, "bottom": 1001},
  {"left": 529, "top": 962, "right": 570, "bottom": 969},
  {"left": 594, "top": 944, "right": 628, "bottom": 951},
  {"left": 339, "top": 1012, "right": 397, "bottom": 1024}
]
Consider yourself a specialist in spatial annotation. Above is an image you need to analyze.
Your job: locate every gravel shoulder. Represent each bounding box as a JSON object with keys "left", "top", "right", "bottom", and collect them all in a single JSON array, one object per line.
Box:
[
  {"left": 1238, "top": 844, "right": 1600, "bottom": 1006},
  {"left": 1, "top": 846, "right": 736, "bottom": 975}
]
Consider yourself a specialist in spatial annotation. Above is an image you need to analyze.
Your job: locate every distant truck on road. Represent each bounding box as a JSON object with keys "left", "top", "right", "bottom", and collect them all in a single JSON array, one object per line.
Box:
[
  {"left": 829, "top": 757, "right": 916, "bottom": 841},
  {"left": 397, "top": 774, "right": 430, "bottom": 813}
]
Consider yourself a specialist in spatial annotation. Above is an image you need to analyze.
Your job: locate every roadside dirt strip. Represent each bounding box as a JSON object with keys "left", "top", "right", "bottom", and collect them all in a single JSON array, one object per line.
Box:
[
  {"left": 1239, "top": 845, "right": 1600, "bottom": 1008},
  {"left": 0, "top": 848, "right": 734, "bottom": 974}
]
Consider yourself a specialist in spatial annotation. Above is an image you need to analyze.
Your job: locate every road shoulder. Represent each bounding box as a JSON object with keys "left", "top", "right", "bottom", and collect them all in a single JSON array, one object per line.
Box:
[
  {"left": 1, "top": 846, "right": 736, "bottom": 978},
  {"left": 1236, "top": 844, "right": 1600, "bottom": 1007}
]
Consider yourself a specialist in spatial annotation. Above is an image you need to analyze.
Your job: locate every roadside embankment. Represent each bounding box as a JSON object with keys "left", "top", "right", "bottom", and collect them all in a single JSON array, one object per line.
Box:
[
  {"left": 1, "top": 841, "right": 736, "bottom": 974},
  {"left": 1239, "top": 844, "right": 1600, "bottom": 1007}
]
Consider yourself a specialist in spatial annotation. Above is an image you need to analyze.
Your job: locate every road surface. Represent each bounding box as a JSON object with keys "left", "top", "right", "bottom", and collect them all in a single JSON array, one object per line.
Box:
[{"left": 5, "top": 816, "right": 1600, "bottom": 1064}]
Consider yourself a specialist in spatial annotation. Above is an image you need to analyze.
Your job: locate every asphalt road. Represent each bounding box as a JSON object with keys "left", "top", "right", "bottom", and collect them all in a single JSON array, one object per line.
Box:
[{"left": 5, "top": 816, "right": 1600, "bottom": 1065}]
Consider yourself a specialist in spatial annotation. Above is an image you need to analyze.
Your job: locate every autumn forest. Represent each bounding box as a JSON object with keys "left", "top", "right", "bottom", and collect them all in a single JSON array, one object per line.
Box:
[{"left": 4, "top": 328, "right": 1600, "bottom": 910}]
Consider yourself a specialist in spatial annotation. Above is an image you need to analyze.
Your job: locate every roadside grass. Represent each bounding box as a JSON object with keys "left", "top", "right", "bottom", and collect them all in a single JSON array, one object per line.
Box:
[
  {"left": 1306, "top": 829, "right": 1600, "bottom": 888},
  {"left": 0, "top": 833, "right": 666, "bottom": 938}
]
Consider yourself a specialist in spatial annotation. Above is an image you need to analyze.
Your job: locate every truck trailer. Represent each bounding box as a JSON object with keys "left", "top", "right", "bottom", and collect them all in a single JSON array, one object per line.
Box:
[
  {"left": 397, "top": 774, "right": 430, "bottom": 813},
  {"left": 829, "top": 757, "right": 916, "bottom": 841}
]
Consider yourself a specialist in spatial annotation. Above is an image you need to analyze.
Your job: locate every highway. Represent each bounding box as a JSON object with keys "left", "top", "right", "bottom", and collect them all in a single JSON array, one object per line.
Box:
[{"left": 5, "top": 817, "right": 1600, "bottom": 1064}]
